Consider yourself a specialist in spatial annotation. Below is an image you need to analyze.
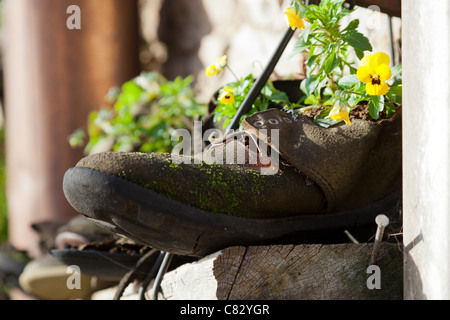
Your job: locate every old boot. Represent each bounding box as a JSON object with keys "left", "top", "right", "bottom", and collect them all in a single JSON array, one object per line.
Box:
[{"left": 63, "top": 106, "right": 401, "bottom": 257}]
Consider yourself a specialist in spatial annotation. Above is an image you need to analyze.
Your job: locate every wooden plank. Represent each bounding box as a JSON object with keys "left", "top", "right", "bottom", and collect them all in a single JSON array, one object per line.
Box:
[{"left": 159, "top": 243, "right": 403, "bottom": 300}]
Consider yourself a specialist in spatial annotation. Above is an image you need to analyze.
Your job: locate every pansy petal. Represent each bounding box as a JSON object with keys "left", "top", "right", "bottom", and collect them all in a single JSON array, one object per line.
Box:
[
  {"left": 219, "top": 92, "right": 235, "bottom": 105},
  {"left": 284, "top": 8, "right": 305, "bottom": 30},
  {"left": 326, "top": 105, "right": 352, "bottom": 125},
  {"left": 375, "top": 64, "right": 392, "bottom": 81},
  {"left": 366, "top": 81, "right": 389, "bottom": 96},
  {"left": 206, "top": 64, "right": 223, "bottom": 77},
  {"left": 205, "top": 65, "right": 216, "bottom": 76},
  {"left": 378, "top": 81, "right": 390, "bottom": 95},
  {"left": 222, "top": 86, "right": 236, "bottom": 93},
  {"left": 294, "top": 15, "right": 305, "bottom": 30},
  {"left": 217, "top": 55, "right": 228, "bottom": 68},
  {"left": 366, "top": 82, "right": 378, "bottom": 96},
  {"left": 341, "top": 112, "right": 352, "bottom": 125},
  {"left": 218, "top": 91, "right": 227, "bottom": 100},
  {"left": 328, "top": 105, "right": 341, "bottom": 116},
  {"left": 357, "top": 65, "right": 372, "bottom": 83},
  {"left": 327, "top": 112, "right": 352, "bottom": 125},
  {"left": 359, "top": 54, "right": 372, "bottom": 67},
  {"left": 371, "top": 52, "right": 391, "bottom": 69}
]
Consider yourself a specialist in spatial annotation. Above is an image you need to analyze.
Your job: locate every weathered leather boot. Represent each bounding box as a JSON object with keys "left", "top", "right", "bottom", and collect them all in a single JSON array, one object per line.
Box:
[{"left": 63, "top": 104, "right": 401, "bottom": 257}]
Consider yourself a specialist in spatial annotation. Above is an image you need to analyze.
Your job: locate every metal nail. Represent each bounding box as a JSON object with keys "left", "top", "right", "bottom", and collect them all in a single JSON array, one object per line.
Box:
[
  {"left": 344, "top": 230, "right": 360, "bottom": 244},
  {"left": 369, "top": 214, "right": 390, "bottom": 266}
]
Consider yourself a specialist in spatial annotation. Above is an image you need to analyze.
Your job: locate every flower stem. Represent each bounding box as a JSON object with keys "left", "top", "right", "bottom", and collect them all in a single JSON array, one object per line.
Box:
[
  {"left": 226, "top": 65, "right": 240, "bottom": 81},
  {"left": 299, "top": 106, "right": 315, "bottom": 113}
]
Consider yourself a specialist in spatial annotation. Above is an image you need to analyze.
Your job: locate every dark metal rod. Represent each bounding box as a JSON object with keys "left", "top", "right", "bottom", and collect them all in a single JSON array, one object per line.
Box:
[
  {"left": 225, "top": 27, "right": 295, "bottom": 135},
  {"left": 138, "top": 251, "right": 166, "bottom": 300},
  {"left": 150, "top": 252, "right": 174, "bottom": 300}
]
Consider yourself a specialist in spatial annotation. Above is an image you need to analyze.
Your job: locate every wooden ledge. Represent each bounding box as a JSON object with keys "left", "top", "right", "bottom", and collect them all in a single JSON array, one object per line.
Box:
[{"left": 159, "top": 243, "right": 403, "bottom": 300}]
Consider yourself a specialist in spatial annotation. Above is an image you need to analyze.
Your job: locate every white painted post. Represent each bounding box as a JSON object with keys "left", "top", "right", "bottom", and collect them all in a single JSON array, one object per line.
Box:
[{"left": 403, "top": 0, "right": 450, "bottom": 299}]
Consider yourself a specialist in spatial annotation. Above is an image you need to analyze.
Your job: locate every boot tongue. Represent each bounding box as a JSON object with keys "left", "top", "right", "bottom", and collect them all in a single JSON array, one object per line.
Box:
[
  {"left": 242, "top": 109, "right": 381, "bottom": 212},
  {"left": 202, "top": 130, "right": 279, "bottom": 175}
]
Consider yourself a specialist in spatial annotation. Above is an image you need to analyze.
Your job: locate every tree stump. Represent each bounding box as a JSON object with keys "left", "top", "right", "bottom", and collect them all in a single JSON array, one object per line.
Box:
[{"left": 159, "top": 243, "right": 403, "bottom": 300}]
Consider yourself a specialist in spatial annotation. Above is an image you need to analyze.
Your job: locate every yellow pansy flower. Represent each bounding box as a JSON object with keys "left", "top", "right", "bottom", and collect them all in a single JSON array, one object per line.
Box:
[
  {"left": 284, "top": 7, "right": 305, "bottom": 30},
  {"left": 205, "top": 55, "right": 228, "bottom": 77},
  {"left": 357, "top": 52, "right": 392, "bottom": 96},
  {"left": 218, "top": 86, "right": 236, "bottom": 105},
  {"left": 206, "top": 64, "right": 220, "bottom": 77},
  {"left": 326, "top": 104, "right": 352, "bottom": 125},
  {"left": 216, "top": 55, "right": 227, "bottom": 66}
]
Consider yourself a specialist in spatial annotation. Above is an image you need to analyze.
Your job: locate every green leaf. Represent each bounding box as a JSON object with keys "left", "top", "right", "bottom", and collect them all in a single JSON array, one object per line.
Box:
[
  {"left": 329, "top": 0, "right": 347, "bottom": 9},
  {"left": 315, "top": 76, "right": 329, "bottom": 97},
  {"left": 260, "top": 101, "right": 269, "bottom": 112},
  {"left": 348, "top": 95, "right": 365, "bottom": 107},
  {"left": 69, "top": 129, "right": 85, "bottom": 148},
  {"left": 261, "top": 84, "right": 274, "bottom": 97},
  {"left": 390, "top": 84, "right": 402, "bottom": 97},
  {"left": 354, "top": 48, "right": 365, "bottom": 60},
  {"left": 322, "top": 98, "right": 335, "bottom": 106},
  {"left": 386, "top": 84, "right": 402, "bottom": 104},
  {"left": 390, "top": 65, "right": 402, "bottom": 80},
  {"left": 323, "top": 86, "right": 334, "bottom": 96},
  {"left": 323, "top": 51, "right": 338, "bottom": 73},
  {"left": 301, "top": 77, "right": 320, "bottom": 97},
  {"left": 238, "top": 78, "right": 253, "bottom": 93},
  {"left": 392, "top": 78, "right": 402, "bottom": 87},
  {"left": 306, "top": 54, "right": 320, "bottom": 72},
  {"left": 368, "top": 95, "right": 384, "bottom": 120},
  {"left": 304, "top": 94, "right": 319, "bottom": 105},
  {"left": 343, "top": 30, "right": 372, "bottom": 52},
  {"left": 315, "top": 117, "right": 338, "bottom": 128},
  {"left": 269, "top": 91, "right": 290, "bottom": 104},
  {"left": 114, "top": 81, "right": 144, "bottom": 113},
  {"left": 292, "top": 39, "right": 310, "bottom": 55},
  {"left": 299, "top": 22, "right": 312, "bottom": 42},
  {"left": 385, "top": 101, "right": 397, "bottom": 117},
  {"left": 338, "top": 74, "right": 360, "bottom": 89},
  {"left": 342, "top": 19, "right": 359, "bottom": 32}
]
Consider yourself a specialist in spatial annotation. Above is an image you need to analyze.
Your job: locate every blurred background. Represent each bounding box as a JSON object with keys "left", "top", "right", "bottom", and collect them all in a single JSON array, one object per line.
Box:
[{"left": 0, "top": 0, "right": 401, "bottom": 299}]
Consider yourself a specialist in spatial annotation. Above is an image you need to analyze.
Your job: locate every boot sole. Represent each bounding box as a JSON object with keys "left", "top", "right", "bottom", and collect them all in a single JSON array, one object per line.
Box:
[{"left": 63, "top": 167, "right": 401, "bottom": 257}]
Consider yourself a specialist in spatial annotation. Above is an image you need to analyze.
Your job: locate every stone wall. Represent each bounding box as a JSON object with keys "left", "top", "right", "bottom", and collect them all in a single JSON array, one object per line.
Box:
[{"left": 139, "top": 0, "right": 401, "bottom": 103}]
